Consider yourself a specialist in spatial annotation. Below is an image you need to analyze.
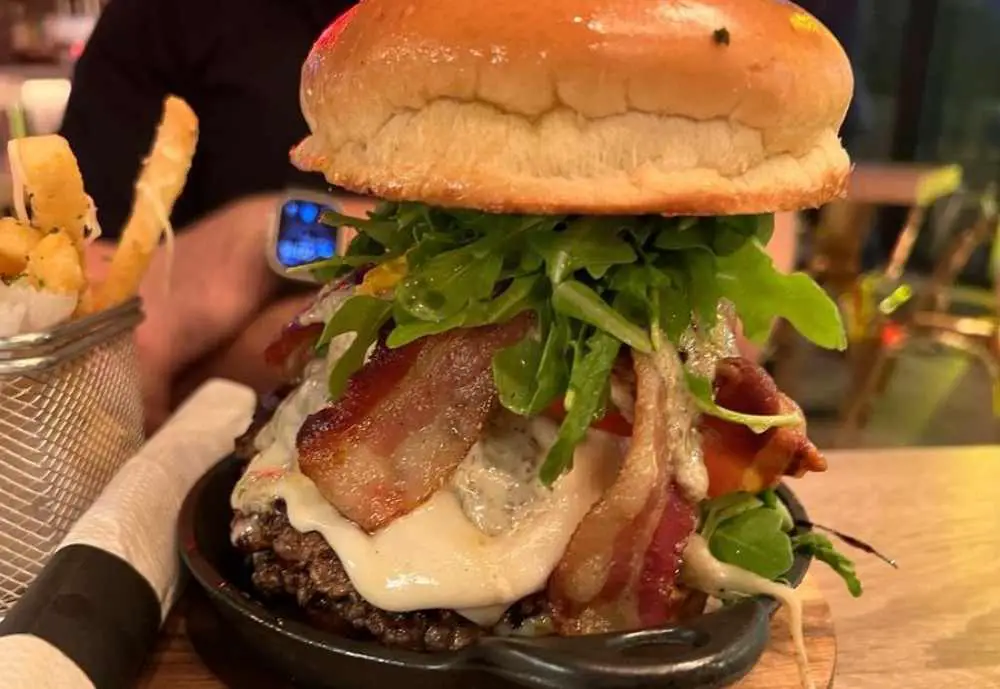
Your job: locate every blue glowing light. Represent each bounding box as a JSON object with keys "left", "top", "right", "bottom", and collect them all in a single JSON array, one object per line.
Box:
[
  {"left": 316, "top": 237, "right": 336, "bottom": 259},
  {"left": 299, "top": 203, "right": 319, "bottom": 224}
]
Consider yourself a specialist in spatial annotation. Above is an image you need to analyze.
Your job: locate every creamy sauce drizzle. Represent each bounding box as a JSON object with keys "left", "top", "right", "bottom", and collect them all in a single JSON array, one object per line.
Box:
[
  {"left": 682, "top": 535, "right": 814, "bottom": 689},
  {"left": 649, "top": 340, "right": 708, "bottom": 502},
  {"left": 662, "top": 301, "right": 739, "bottom": 502}
]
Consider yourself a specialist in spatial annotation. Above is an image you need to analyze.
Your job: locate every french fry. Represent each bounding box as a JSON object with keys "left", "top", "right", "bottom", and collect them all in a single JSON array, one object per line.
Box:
[
  {"left": 0, "top": 217, "right": 44, "bottom": 277},
  {"left": 86, "top": 96, "right": 198, "bottom": 313},
  {"left": 6, "top": 135, "right": 95, "bottom": 251},
  {"left": 23, "top": 231, "right": 86, "bottom": 296}
]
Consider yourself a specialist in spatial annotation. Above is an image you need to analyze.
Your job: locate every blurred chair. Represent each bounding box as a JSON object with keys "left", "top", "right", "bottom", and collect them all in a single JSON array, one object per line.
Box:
[
  {"left": 837, "top": 182, "right": 1000, "bottom": 446},
  {"left": 769, "top": 163, "right": 964, "bottom": 398}
]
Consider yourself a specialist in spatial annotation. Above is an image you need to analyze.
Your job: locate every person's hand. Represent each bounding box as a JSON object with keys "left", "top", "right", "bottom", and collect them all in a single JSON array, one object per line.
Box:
[
  {"left": 87, "top": 194, "right": 283, "bottom": 434},
  {"left": 171, "top": 291, "right": 318, "bottom": 406}
]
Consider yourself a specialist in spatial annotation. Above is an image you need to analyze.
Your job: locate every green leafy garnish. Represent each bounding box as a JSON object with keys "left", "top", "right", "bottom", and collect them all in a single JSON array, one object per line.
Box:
[
  {"left": 388, "top": 275, "right": 543, "bottom": 348},
  {"left": 316, "top": 295, "right": 393, "bottom": 401},
  {"left": 493, "top": 308, "right": 569, "bottom": 416},
  {"left": 793, "top": 533, "right": 863, "bottom": 597},
  {"left": 540, "top": 330, "right": 621, "bottom": 484},
  {"left": 700, "top": 491, "right": 864, "bottom": 595},
  {"left": 699, "top": 492, "right": 766, "bottom": 542},
  {"left": 707, "top": 503, "right": 795, "bottom": 580},
  {"left": 529, "top": 217, "right": 637, "bottom": 282},
  {"left": 300, "top": 204, "right": 846, "bottom": 485},
  {"left": 552, "top": 281, "right": 653, "bottom": 353},
  {"left": 685, "top": 372, "right": 803, "bottom": 433},
  {"left": 717, "top": 239, "right": 847, "bottom": 350}
]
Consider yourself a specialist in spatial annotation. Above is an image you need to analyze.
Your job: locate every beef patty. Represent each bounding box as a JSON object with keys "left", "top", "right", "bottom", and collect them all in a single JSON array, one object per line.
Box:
[{"left": 230, "top": 398, "right": 550, "bottom": 652}]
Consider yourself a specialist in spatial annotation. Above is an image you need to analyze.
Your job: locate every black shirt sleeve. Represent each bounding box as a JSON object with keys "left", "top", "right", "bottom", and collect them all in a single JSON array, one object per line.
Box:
[
  {"left": 61, "top": 0, "right": 354, "bottom": 240},
  {"left": 58, "top": 0, "right": 181, "bottom": 240}
]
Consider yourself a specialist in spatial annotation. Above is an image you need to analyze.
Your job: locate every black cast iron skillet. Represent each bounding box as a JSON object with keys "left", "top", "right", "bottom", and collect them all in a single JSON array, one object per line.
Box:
[{"left": 178, "top": 455, "right": 812, "bottom": 689}]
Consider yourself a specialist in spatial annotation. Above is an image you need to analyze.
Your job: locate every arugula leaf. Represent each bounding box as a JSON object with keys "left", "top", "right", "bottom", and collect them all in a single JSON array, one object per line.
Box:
[
  {"left": 291, "top": 253, "right": 382, "bottom": 281},
  {"left": 493, "top": 310, "right": 569, "bottom": 416},
  {"left": 709, "top": 507, "right": 795, "bottom": 581},
  {"left": 700, "top": 492, "right": 765, "bottom": 542},
  {"left": 395, "top": 217, "right": 552, "bottom": 322},
  {"left": 530, "top": 217, "right": 637, "bottom": 283},
  {"left": 552, "top": 280, "right": 653, "bottom": 353},
  {"left": 297, "top": 204, "right": 844, "bottom": 486},
  {"left": 655, "top": 279, "right": 692, "bottom": 344},
  {"left": 717, "top": 238, "right": 847, "bottom": 350},
  {"left": 479, "top": 275, "right": 546, "bottom": 323},
  {"left": 753, "top": 214, "right": 775, "bottom": 245},
  {"left": 685, "top": 371, "right": 803, "bottom": 433},
  {"left": 653, "top": 223, "right": 716, "bottom": 252},
  {"left": 386, "top": 275, "right": 542, "bottom": 348},
  {"left": 761, "top": 489, "right": 795, "bottom": 532},
  {"left": 405, "top": 232, "right": 464, "bottom": 269},
  {"left": 683, "top": 251, "right": 722, "bottom": 327},
  {"left": 793, "top": 533, "right": 863, "bottom": 597},
  {"left": 319, "top": 209, "right": 409, "bottom": 251},
  {"left": 540, "top": 330, "right": 621, "bottom": 486},
  {"left": 653, "top": 215, "right": 768, "bottom": 257},
  {"left": 317, "top": 295, "right": 393, "bottom": 401},
  {"left": 395, "top": 238, "right": 505, "bottom": 321}
]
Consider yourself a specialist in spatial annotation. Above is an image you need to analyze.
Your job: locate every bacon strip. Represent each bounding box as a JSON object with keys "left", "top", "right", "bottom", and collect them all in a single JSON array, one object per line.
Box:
[
  {"left": 701, "top": 357, "right": 827, "bottom": 498},
  {"left": 549, "top": 352, "right": 698, "bottom": 634},
  {"left": 264, "top": 322, "right": 324, "bottom": 379},
  {"left": 296, "top": 315, "right": 532, "bottom": 533}
]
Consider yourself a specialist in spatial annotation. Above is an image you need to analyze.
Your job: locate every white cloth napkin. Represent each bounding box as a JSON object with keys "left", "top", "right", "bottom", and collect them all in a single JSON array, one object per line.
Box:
[{"left": 0, "top": 378, "right": 257, "bottom": 689}]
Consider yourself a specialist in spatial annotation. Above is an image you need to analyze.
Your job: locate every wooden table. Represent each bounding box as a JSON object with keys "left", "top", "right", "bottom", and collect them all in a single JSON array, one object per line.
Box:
[
  {"left": 847, "top": 163, "right": 960, "bottom": 207},
  {"left": 140, "top": 445, "right": 1000, "bottom": 688},
  {"left": 792, "top": 445, "right": 1000, "bottom": 689}
]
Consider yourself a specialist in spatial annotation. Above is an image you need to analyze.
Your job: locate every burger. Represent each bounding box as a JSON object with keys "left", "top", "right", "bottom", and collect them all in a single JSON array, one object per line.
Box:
[{"left": 230, "top": 0, "right": 861, "bottom": 681}]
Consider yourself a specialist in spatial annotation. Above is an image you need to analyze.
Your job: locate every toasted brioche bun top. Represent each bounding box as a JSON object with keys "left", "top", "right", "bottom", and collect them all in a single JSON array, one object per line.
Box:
[{"left": 292, "top": 0, "right": 854, "bottom": 215}]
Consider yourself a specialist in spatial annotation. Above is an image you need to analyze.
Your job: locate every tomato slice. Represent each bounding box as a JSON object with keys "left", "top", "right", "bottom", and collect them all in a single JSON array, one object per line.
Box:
[{"left": 543, "top": 399, "right": 633, "bottom": 437}]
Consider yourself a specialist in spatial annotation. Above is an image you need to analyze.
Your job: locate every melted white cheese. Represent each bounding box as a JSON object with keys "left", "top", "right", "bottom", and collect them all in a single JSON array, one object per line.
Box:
[
  {"left": 298, "top": 284, "right": 352, "bottom": 326},
  {"left": 232, "top": 355, "right": 623, "bottom": 625},
  {"left": 682, "top": 535, "right": 814, "bottom": 689},
  {"left": 234, "top": 424, "right": 620, "bottom": 621}
]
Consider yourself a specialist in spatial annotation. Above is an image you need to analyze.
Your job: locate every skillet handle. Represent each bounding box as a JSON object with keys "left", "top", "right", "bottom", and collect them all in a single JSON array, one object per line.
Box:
[{"left": 474, "top": 601, "right": 772, "bottom": 689}]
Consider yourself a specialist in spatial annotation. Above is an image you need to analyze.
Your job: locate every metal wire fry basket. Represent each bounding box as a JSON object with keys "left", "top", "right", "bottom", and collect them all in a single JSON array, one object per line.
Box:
[{"left": 0, "top": 299, "right": 145, "bottom": 615}]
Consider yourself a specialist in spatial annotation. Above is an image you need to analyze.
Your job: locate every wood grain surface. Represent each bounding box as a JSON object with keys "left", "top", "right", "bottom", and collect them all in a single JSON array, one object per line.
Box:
[
  {"left": 792, "top": 445, "right": 1000, "bottom": 689},
  {"left": 138, "top": 445, "right": 1000, "bottom": 689}
]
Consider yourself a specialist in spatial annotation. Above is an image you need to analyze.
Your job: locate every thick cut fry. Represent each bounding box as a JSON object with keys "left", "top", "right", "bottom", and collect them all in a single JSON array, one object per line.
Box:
[
  {"left": 6, "top": 135, "right": 95, "bottom": 250},
  {"left": 87, "top": 96, "right": 198, "bottom": 312},
  {"left": 23, "top": 231, "right": 85, "bottom": 296},
  {"left": 0, "top": 217, "right": 44, "bottom": 277}
]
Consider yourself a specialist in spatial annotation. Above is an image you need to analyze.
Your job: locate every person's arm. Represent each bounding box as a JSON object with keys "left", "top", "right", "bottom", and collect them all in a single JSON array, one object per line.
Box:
[
  {"left": 86, "top": 194, "right": 284, "bottom": 431},
  {"left": 65, "top": 0, "right": 288, "bottom": 430},
  {"left": 59, "top": 0, "right": 184, "bottom": 239}
]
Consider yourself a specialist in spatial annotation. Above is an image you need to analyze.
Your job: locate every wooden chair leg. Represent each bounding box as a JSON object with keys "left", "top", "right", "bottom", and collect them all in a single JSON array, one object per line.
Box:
[{"left": 838, "top": 337, "right": 895, "bottom": 447}]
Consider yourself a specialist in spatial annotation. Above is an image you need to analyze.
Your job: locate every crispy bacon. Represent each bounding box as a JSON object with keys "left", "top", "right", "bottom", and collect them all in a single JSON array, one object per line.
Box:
[
  {"left": 296, "top": 315, "right": 532, "bottom": 533},
  {"left": 701, "top": 357, "right": 827, "bottom": 498},
  {"left": 263, "top": 273, "right": 373, "bottom": 379},
  {"left": 549, "top": 353, "right": 698, "bottom": 634},
  {"left": 264, "top": 322, "right": 324, "bottom": 378}
]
